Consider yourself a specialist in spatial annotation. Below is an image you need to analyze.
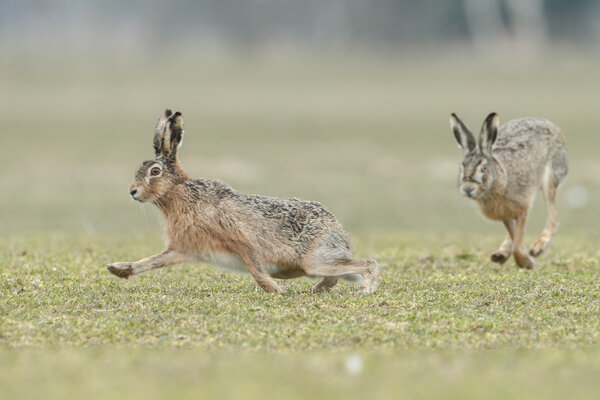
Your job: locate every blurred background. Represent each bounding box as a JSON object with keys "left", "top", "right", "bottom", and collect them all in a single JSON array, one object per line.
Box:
[{"left": 1, "top": 0, "right": 599, "bottom": 235}]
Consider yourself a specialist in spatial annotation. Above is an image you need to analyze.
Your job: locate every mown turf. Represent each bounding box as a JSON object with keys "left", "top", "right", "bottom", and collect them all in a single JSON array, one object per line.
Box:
[
  {"left": 1, "top": 233, "right": 599, "bottom": 399},
  {"left": 2, "top": 233, "right": 599, "bottom": 350}
]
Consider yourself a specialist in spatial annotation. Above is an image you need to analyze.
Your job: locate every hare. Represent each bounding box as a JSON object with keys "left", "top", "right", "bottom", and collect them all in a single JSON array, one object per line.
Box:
[
  {"left": 450, "top": 112, "right": 568, "bottom": 269},
  {"left": 106, "top": 109, "right": 379, "bottom": 294}
]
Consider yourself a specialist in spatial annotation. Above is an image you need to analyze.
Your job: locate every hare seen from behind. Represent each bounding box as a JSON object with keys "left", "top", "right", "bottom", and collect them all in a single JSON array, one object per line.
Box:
[
  {"left": 107, "top": 109, "right": 379, "bottom": 294},
  {"left": 450, "top": 112, "right": 568, "bottom": 269}
]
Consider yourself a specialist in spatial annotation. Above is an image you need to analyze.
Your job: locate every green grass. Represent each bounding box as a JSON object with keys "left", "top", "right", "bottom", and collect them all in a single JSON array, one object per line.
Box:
[
  {"left": 1, "top": 232, "right": 600, "bottom": 398},
  {"left": 2, "top": 233, "right": 599, "bottom": 349}
]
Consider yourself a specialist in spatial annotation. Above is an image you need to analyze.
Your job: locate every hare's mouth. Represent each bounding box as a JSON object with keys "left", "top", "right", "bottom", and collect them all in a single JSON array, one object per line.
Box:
[{"left": 460, "top": 186, "right": 480, "bottom": 199}]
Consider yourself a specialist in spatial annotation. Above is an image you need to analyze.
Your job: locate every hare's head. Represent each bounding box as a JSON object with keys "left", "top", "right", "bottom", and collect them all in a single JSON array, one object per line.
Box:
[
  {"left": 450, "top": 112, "right": 500, "bottom": 200},
  {"left": 129, "top": 109, "right": 186, "bottom": 203}
]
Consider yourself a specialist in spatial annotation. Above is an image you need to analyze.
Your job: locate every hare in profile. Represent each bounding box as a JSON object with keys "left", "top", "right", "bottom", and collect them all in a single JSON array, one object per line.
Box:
[
  {"left": 450, "top": 112, "right": 568, "bottom": 269},
  {"left": 107, "top": 109, "right": 379, "bottom": 294}
]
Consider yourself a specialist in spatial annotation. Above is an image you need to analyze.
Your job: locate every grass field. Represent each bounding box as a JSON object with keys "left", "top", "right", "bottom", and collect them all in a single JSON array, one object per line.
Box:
[
  {"left": 2, "top": 232, "right": 600, "bottom": 399},
  {"left": 4, "top": 232, "right": 599, "bottom": 349},
  {"left": 2, "top": 53, "right": 600, "bottom": 398}
]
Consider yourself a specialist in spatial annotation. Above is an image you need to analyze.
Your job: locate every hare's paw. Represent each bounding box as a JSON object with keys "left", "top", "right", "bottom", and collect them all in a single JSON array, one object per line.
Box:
[
  {"left": 259, "top": 282, "right": 288, "bottom": 295},
  {"left": 514, "top": 252, "right": 535, "bottom": 270},
  {"left": 106, "top": 262, "right": 134, "bottom": 279},
  {"left": 278, "top": 284, "right": 289, "bottom": 295},
  {"left": 358, "top": 276, "right": 380, "bottom": 294},
  {"left": 313, "top": 277, "right": 338, "bottom": 293},
  {"left": 270, "top": 283, "right": 288, "bottom": 295},
  {"left": 358, "top": 261, "right": 380, "bottom": 294},
  {"left": 358, "top": 282, "right": 377, "bottom": 294},
  {"left": 490, "top": 251, "right": 510, "bottom": 264},
  {"left": 529, "top": 239, "right": 549, "bottom": 258}
]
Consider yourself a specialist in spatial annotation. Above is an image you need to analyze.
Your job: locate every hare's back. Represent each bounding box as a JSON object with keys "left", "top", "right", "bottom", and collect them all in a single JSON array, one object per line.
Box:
[
  {"left": 246, "top": 194, "right": 342, "bottom": 231},
  {"left": 495, "top": 117, "right": 566, "bottom": 150},
  {"left": 493, "top": 117, "right": 566, "bottom": 177},
  {"left": 245, "top": 194, "right": 352, "bottom": 251},
  {"left": 192, "top": 178, "right": 351, "bottom": 252}
]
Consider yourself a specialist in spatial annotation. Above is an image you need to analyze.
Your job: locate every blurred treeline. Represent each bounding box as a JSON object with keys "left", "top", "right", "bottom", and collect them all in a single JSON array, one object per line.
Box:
[{"left": 1, "top": 0, "right": 598, "bottom": 57}]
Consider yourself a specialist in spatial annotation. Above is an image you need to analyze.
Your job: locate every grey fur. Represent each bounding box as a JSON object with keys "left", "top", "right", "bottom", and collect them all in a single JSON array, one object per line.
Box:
[{"left": 450, "top": 113, "right": 568, "bottom": 269}]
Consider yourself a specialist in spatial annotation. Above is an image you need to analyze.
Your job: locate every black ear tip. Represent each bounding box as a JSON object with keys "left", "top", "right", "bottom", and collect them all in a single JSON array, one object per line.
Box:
[
  {"left": 168, "top": 111, "right": 183, "bottom": 123},
  {"left": 450, "top": 113, "right": 459, "bottom": 125},
  {"left": 164, "top": 109, "right": 173, "bottom": 118}
]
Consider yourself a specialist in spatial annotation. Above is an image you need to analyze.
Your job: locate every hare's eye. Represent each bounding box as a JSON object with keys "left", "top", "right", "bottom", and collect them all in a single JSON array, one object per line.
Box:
[
  {"left": 480, "top": 165, "right": 487, "bottom": 173},
  {"left": 150, "top": 167, "right": 161, "bottom": 176}
]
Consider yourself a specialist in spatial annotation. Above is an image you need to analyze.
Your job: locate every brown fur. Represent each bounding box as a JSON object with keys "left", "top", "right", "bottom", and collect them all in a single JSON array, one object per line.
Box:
[
  {"left": 450, "top": 112, "right": 568, "bottom": 269},
  {"left": 107, "top": 109, "right": 380, "bottom": 294}
]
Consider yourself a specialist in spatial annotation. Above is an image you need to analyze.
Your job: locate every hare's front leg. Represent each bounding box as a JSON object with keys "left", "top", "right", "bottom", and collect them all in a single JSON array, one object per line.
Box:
[
  {"left": 247, "top": 262, "right": 288, "bottom": 294},
  {"left": 512, "top": 212, "right": 535, "bottom": 270},
  {"left": 491, "top": 220, "right": 515, "bottom": 264},
  {"left": 235, "top": 251, "right": 287, "bottom": 294},
  {"left": 107, "top": 249, "right": 186, "bottom": 279}
]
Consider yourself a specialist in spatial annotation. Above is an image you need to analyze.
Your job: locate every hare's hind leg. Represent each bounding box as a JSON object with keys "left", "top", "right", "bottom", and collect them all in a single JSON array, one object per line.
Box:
[
  {"left": 304, "top": 259, "right": 379, "bottom": 294},
  {"left": 107, "top": 249, "right": 186, "bottom": 278},
  {"left": 491, "top": 220, "right": 515, "bottom": 264},
  {"left": 530, "top": 157, "right": 566, "bottom": 257}
]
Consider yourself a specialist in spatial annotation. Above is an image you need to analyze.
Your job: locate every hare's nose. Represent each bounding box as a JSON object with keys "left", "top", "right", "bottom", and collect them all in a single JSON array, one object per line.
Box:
[{"left": 130, "top": 189, "right": 138, "bottom": 198}]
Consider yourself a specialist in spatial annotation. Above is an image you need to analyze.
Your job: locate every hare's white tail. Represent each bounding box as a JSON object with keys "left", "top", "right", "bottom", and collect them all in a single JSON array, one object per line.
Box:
[{"left": 340, "top": 273, "right": 363, "bottom": 284}]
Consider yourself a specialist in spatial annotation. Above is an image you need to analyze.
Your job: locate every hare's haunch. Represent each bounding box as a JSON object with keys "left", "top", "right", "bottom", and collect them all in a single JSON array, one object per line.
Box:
[{"left": 107, "top": 109, "right": 379, "bottom": 294}]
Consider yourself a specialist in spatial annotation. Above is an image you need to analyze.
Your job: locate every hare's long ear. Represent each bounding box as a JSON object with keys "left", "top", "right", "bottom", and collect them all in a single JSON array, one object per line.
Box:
[
  {"left": 164, "top": 112, "right": 184, "bottom": 160},
  {"left": 479, "top": 112, "right": 499, "bottom": 157},
  {"left": 153, "top": 109, "right": 173, "bottom": 156},
  {"left": 450, "top": 113, "right": 476, "bottom": 155},
  {"left": 153, "top": 109, "right": 184, "bottom": 160}
]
